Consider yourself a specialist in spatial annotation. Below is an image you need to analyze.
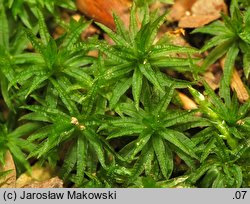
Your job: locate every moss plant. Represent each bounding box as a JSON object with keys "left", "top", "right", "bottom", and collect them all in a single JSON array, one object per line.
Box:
[
  {"left": 192, "top": 0, "right": 250, "bottom": 101},
  {"left": 187, "top": 81, "right": 250, "bottom": 187},
  {"left": 0, "top": 1, "right": 250, "bottom": 187}
]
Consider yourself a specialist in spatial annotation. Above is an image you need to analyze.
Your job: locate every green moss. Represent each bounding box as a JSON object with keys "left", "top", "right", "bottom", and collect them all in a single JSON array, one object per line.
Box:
[{"left": 0, "top": 0, "right": 249, "bottom": 187}]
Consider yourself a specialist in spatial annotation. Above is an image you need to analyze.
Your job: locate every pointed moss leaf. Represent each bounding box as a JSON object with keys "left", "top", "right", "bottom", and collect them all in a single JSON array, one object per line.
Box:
[
  {"left": 45, "top": 82, "right": 58, "bottom": 108},
  {"left": 141, "top": 4, "right": 150, "bottom": 27},
  {"left": 171, "top": 145, "right": 196, "bottom": 169},
  {"left": 243, "top": 52, "right": 250, "bottom": 78},
  {"left": 150, "top": 45, "right": 197, "bottom": 58},
  {"left": 214, "top": 135, "right": 230, "bottom": 161},
  {"left": 191, "top": 21, "right": 226, "bottom": 36},
  {"left": 200, "top": 138, "right": 216, "bottom": 162},
  {"left": 130, "top": 144, "right": 154, "bottom": 181},
  {"left": 96, "top": 43, "right": 129, "bottom": 63},
  {"left": 8, "top": 67, "right": 45, "bottom": 90},
  {"left": 0, "top": 55, "right": 15, "bottom": 82},
  {"left": 230, "top": 127, "right": 243, "bottom": 139},
  {"left": 110, "top": 78, "right": 132, "bottom": 109},
  {"left": 137, "top": 12, "right": 167, "bottom": 51},
  {"left": 152, "top": 135, "right": 173, "bottom": 178},
  {"left": 150, "top": 57, "right": 196, "bottom": 68},
  {"left": 63, "top": 67, "right": 93, "bottom": 88},
  {"left": 162, "top": 110, "right": 197, "bottom": 127},
  {"left": 15, "top": 138, "right": 36, "bottom": 152},
  {"left": 113, "top": 14, "right": 129, "bottom": 42},
  {"left": 119, "top": 140, "right": 137, "bottom": 159},
  {"left": 211, "top": 172, "right": 225, "bottom": 187},
  {"left": 27, "top": 126, "right": 54, "bottom": 142},
  {"left": 202, "top": 35, "right": 233, "bottom": 53},
  {"left": 25, "top": 28, "right": 46, "bottom": 56},
  {"left": 61, "top": 144, "right": 77, "bottom": 179},
  {"left": 99, "top": 136, "right": 124, "bottom": 161},
  {"left": 159, "top": 129, "right": 197, "bottom": 159},
  {"left": 139, "top": 63, "right": 164, "bottom": 93},
  {"left": 129, "top": 3, "right": 138, "bottom": 40},
  {"left": 0, "top": 4, "right": 9, "bottom": 49},
  {"left": 75, "top": 136, "right": 87, "bottom": 186},
  {"left": 17, "top": 6, "right": 33, "bottom": 28},
  {"left": 201, "top": 39, "right": 232, "bottom": 71},
  {"left": 8, "top": 123, "right": 41, "bottom": 138},
  {"left": 175, "top": 119, "right": 211, "bottom": 132},
  {"left": 188, "top": 161, "right": 219, "bottom": 184},
  {"left": 192, "top": 127, "right": 216, "bottom": 145},
  {"left": 25, "top": 74, "right": 49, "bottom": 98},
  {"left": 155, "top": 85, "right": 174, "bottom": 114},
  {"left": 229, "top": 164, "right": 242, "bottom": 187},
  {"left": 202, "top": 80, "right": 226, "bottom": 113},
  {"left": 150, "top": 57, "right": 197, "bottom": 72},
  {"left": 117, "top": 103, "right": 147, "bottom": 118},
  {"left": 63, "top": 19, "right": 91, "bottom": 48},
  {"left": 56, "top": 76, "right": 83, "bottom": 105},
  {"left": 44, "top": 38, "right": 58, "bottom": 68},
  {"left": 239, "top": 99, "right": 250, "bottom": 116},
  {"left": 0, "top": 77, "right": 13, "bottom": 110},
  {"left": 13, "top": 53, "right": 44, "bottom": 64},
  {"left": 132, "top": 68, "right": 143, "bottom": 110},
  {"left": 220, "top": 43, "right": 239, "bottom": 104},
  {"left": 65, "top": 55, "right": 94, "bottom": 68},
  {"left": 110, "top": 118, "right": 143, "bottom": 129},
  {"left": 37, "top": 8, "right": 50, "bottom": 45},
  {"left": 8, "top": 143, "right": 31, "bottom": 172},
  {"left": 96, "top": 22, "right": 129, "bottom": 48},
  {"left": 107, "top": 127, "right": 143, "bottom": 139},
  {"left": 84, "top": 80, "right": 99, "bottom": 116},
  {"left": 144, "top": 146, "right": 155, "bottom": 176},
  {"left": 103, "top": 63, "right": 133, "bottom": 80},
  {"left": 21, "top": 105, "right": 69, "bottom": 120},
  {"left": 130, "top": 130, "right": 152, "bottom": 160},
  {"left": 20, "top": 112, "right": 51, "bottom": 123},
  {"left": 36, "top": 126, "right": 74, "bottom": 158},
  {"left": 84, "top": 129, "right": 106, "bottom": 169},
  {"left": 50, "top": 78, "right": 78, "bottom": 115}
]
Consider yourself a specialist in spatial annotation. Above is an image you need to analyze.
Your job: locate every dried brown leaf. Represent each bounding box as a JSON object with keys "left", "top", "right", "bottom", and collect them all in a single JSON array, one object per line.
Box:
[
  {"left": 177, "top": 0, "right": 227, "bottom": 28},
  {"left": 76, "top": 0, "right": 132, "bottom": 30},
  {"left": 220, "top": 58, "right": 249, "bottom": 103},
  {"left": 191, "top": 0, "right": 227, "bottom": 15},
  {"left": 178, "top": 91, "right": 198, "bottom": 110},
  {"left": 168, "top": 0, "right": 197, "bottom": 21},
  {"left": 179, "top": 14, "right": 220, "bottom": 28},
  {"left": 202, "top": 72, "right": 220, "bottom": 90}
]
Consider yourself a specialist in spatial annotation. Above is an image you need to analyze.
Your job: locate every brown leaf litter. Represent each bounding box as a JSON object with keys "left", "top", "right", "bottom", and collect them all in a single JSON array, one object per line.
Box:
[{"left": 169, "top": 0, "right": 227, "bottom": 28}]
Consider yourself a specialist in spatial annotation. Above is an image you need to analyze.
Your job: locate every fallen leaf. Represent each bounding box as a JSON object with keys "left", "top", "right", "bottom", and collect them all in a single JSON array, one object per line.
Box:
[
  {"left": 0, "top": 151, "right": 16, "bottom": 188},
  {"left": 231, "top": 69, "right": 249, "bottom": 103},
  {"left": 179, "top": 14, "right": 221, "bottom": 28},
  {"left": 202, "top": 71, "right": 220, "bottom": 90},
  {"left": 76, "top": 0, "right": 132, "bottom": 30},
  {"left": 220, "top": 58, "right": 249, "bottom": 103},
  {"left": 178, "top": 91, "right": 198, "bottom": 110},
  {"left": 191, "top": 0, "right": 227, "bottom": 16},
  {"left": 168, "top": 0, "right": 197, "bottom": 21},
  {"left": 170, "top": 0, "right": 227, "bottom": 28}
]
